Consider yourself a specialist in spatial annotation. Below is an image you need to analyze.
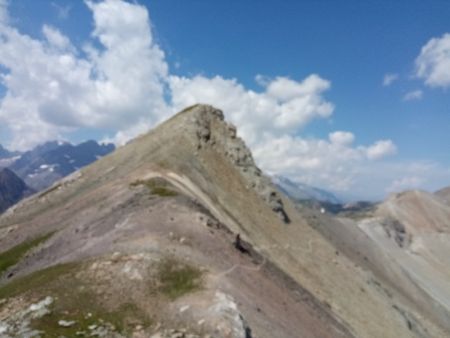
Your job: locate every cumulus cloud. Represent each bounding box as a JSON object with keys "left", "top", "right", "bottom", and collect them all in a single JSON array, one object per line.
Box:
[
  {"left": 170, "top": 74, "right": 334, "bottom": 145},
  {"left": 383, "top": 73, "right": 398, "bottom": 86},
  {"left": 0, "top": 0, "right": 410, "bottom": 200},
  {"left": 329, "top": 131, "right": 355, "bottom": 146},
  {"left": 0, "top": 0, "right": 170, "bottom": 149},
  {"left": 169, "top": 74, "right": 400, "bottom": 194},
  {"left": 416, "top": 33, "right": 450, "bottom": 88},
  {"left": 42, "top": 24, "right": 75, "bottom": 52},
  {"left": 403, "top": 89, "right": 423, "bottom": 101},
  {"left": 366, "top": 140, "right": 397, "bottom": 160}
]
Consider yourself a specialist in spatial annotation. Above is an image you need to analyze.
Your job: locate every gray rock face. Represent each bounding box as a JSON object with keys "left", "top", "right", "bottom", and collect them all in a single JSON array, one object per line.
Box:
[
  {"left": 189, "top": 104, "right": 290, "bottom": 223},
  {"left": 381, "top": 217, "right": 410, "bottom": 248},
  {"left": 0, "top": 168, "right": 34, "bottom": 214}
]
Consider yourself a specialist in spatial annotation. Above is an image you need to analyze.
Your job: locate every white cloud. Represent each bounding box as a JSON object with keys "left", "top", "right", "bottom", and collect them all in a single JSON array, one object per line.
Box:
[
  {"left": 0, "top": 0, "right": 170, "bottom": 149},
  {"left": 170, "top": 73, "right": 397, "bottom": 194},
  {"left": 383, "top": 73, "right": 398, "bottom": 86},
  {"left": 387, "top": 176, "right": 424, "bottom": 193},
  {"left": 403, "top": 89, "right": 423, "bottom": 101},
  {"left": 329, "top": 131, "right": 355, "bottom": 146},
  {"left": 384, "top": 161, "right": 450, "bottom": 196},
  {"left": 42, "top": 24, "right": 75, "bottom": 52},
  {"left": 366, "top": 140, "right": 397, "bottom": 160},
  {"left": 170, "top": 74, "right": 334, "bottom": 145},
  {"left": 0, "top": 0, "right": 429, "bottom": 201},
  {"left": 416, "top": 33, "right": 450, "bottom": 88}
]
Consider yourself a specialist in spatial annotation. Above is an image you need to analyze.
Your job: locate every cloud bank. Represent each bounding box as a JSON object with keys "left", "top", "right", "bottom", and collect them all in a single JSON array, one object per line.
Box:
[
  {"left": 416, "top": 33, "right": 450, "bottom": 88},
  {"left": 0, "top": 0, "right": 445, "bottom": 200}
]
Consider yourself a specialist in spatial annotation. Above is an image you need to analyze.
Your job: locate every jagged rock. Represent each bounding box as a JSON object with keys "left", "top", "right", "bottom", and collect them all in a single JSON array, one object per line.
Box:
[{"left": 191, "top": 105, "right": 289, "bottom": 223}]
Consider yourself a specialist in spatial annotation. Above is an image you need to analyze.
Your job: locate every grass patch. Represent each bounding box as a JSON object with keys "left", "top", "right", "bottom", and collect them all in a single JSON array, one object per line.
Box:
[
  {"left": 0, "top": 262, "right": 75, "bottom": 300},
  {"left": 157, "top": 258, "right": 202, "bottom": 300},
  {"left": 0, "top": 262, "right": 152, "bottom": 336},
  {"left": 0, "top": 232, "right": 55, "bottom": 277},
  {"left": 130, "top": 177, "right": 178, "bottom": 197},
  {"left": 32, "top": 299, "right": 151, "bottom": 336}
]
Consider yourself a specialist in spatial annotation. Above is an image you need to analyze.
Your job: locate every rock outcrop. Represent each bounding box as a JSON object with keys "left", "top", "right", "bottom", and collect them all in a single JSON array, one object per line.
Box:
[{"left": 189, "top": 104, "right": 289, "bottom": 223}]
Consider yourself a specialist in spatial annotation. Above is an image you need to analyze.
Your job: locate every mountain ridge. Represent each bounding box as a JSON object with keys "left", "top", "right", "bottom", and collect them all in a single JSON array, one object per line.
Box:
[
  {"left": 272, "top": 175, "right": 340, "bottom": 204},
  {"left": 9, "top": 140, "right": 115, "bottom": 191},
  {"left": 0, "top": 104, "right": 448, "bottom": 337}
]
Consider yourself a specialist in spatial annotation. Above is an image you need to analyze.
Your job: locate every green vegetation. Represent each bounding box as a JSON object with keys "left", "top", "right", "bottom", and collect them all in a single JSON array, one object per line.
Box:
[
  {"left": 0, "top": 262, "right": 151, "bottom": 336},
  {"left": 33, "top": 299, "right": 151, "bottom": 336},
  {"left": 0, "top": 232, "right": 55, "bottom": 276},
  {"left": 130, "top": 177, "right": 178, "bottom": 197},
  {"left": 0, "top": 263, "right": 76, "bottom": 300},
  {"left": 157, "top": 258, "right": 203, "bottom": 300}
]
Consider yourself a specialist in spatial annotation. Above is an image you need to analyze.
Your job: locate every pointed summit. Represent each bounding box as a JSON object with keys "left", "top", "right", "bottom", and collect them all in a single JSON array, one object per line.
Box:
[{"left": 163, "top": 104, "right": 290, "bottom": 223}]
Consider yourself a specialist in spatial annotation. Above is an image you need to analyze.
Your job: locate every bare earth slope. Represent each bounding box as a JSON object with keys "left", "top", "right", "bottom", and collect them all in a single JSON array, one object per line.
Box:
[
  {"left": 0, "top": 105, "right": 448, "bottom": 337},
  {"left": 308, "top": 189, "right": 450, "bottom": 338},
  {"left": 435, "top": 186, "right": 450, "bottom": 206}
]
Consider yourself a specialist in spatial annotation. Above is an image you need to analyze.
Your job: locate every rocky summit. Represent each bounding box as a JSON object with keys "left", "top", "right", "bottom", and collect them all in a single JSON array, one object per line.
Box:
[{"left": 0, "top": 104, "right": 449, "bottom": 338}]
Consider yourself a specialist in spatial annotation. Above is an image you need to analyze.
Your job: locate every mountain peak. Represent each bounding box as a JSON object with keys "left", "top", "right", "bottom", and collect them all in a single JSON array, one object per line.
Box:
[
  {"left": 167, "top": 104, "right": 290, "bottom": 223},
  {"left": 378, "top": 189, "right": 450, "bottom": 234}
]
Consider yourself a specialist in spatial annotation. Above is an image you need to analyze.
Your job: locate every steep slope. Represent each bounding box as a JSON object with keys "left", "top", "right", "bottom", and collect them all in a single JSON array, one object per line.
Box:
[
  {"left": 435, "top": 186, "right": 450, "bottom": 206},
  {"left": 311, "top": 190, "right": 450, "bottom": 336},
  {"left": 373, "top": 191, "right": 450, "bottom": 316},
  {"left": 0, "top": 168, "right": 34, "bottom": 214},
  {"left": 0, "top": 105, "right": 447, "bottom": 337},
  {"left": 378, "top": 190, "right": 450, "bottom": 235},
  {"left": 10, "top": 140, "right": 115, "bottom": 191}
]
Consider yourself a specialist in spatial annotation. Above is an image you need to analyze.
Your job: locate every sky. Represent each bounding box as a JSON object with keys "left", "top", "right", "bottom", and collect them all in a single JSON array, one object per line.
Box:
[{"left": 0, "top": 0, "right": 449, "bottom": 201}]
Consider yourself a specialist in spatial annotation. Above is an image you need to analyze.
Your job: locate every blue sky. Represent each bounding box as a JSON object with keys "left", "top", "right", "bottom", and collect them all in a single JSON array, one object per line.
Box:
[{"left": 0, "top": 0, "right": 449, "bottom": 200}]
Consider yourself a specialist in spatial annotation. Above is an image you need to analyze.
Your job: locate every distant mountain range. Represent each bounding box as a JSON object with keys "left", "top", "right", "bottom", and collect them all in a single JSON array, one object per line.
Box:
[
  {"left": 9, "top": 140, "right": 115, "bottom": 191},
  {"left": 0, "top": 145, "right": 20, "bottom": 159},
  {"left": 0, "top": 145, "right": 21, "bottom": 167},
  {"left": 0, "top": 168, "right": 34, "bottom": 213},
  {"left": 272, "top": 175, "right": 340, "bottom": 204},
  {"left": 0, "top": 140, "right": 115, "bottom": 212}
]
